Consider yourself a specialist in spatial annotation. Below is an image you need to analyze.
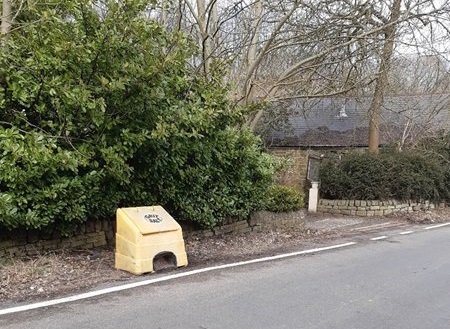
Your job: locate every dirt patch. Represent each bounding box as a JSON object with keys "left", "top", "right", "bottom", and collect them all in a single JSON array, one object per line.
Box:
[
  {"left": 1, "top": 208, "right": 449, "bottom": 305},
  {"left": 185, "top": 227, "right": 339, "bottom": 267},
  {"left": 386, "top": 208, "right": 450, "bottom": 224},
  {"left": 0, "top": 249, "right": 132, "bottom": 303}
]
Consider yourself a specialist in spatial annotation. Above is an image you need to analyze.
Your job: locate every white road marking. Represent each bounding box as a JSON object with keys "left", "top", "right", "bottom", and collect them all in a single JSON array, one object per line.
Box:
[
  {"left": 399, "top": 231, "right": 414, "bottom": 235},
  {"left": 370, "top": 236, "right": 388, "bottom": 241},
  {"left": 424, "top": 222, "right": 450, "bottom": 230},
  {"left": 0, "top": 242, "right": 357, "bottom": 316}
]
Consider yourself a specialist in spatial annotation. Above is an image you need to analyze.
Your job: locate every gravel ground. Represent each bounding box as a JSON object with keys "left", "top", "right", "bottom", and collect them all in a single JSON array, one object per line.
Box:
[{"left": 1, "top": 208, "right": 449, "bottom": 305}]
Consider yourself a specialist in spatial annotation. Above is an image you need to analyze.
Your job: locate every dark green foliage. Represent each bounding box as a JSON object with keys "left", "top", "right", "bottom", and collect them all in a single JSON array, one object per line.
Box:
[
  {"left": 0, "top": 1, "right": 274, "bottom": 234},
  {"left": 418, "top": 132, "right": 450, "bottom": 195},
  {"left": 0, "top": 128, "right": 102, "bottom": 234},
  {"left": 264, "top": 185, "right": 305, "bottom": 212},
  {"left": 319, "top": 150, "right": 449, "bottom": 202}
]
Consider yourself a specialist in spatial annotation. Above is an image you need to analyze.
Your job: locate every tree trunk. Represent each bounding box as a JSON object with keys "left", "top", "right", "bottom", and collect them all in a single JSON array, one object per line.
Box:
[
  {"left": 245, "top": 0, "right": 299, "bottom": 129},
  {"left": 245, "top": 0, "right": 262, "bottom": 106},
  {"left": 367, "top": 0, "right": 402, "bottom": 155},
  {"left": 196, "top": 0, "right": 212, "bottom": 76},
  {"left": 1, "top": 0, "right": 12, "bottom": 46}
]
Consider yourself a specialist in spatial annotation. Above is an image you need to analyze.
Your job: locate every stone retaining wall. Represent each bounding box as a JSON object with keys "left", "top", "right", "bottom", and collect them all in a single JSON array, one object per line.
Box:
[
  {"left": 1, "top": 211, "right": 305, "bottom": 257},
  {"left": 318, "top": 199, "right": 445, "bottom": 216},
  {"left": 0, "top": 219, "right": 114, "bottom": 258},
  {"left": 184, "top": 210, "right": 305, "bottom": 239}
]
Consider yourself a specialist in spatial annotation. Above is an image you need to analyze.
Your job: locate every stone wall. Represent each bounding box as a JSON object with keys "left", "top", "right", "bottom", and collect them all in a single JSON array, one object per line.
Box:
[
  {"left": 1, "top": 211, "right": 305, "bottom": 257},
  {"left": 184, "top": 210, "right": 305, "bottom": 239},
  {"left": 0, "top": 219, "right": 114, "bottom": 258},
  {"left": 269, "top": 148, "right": 310, "bottom": 193},
  {"left": 318, "top": 199, "right": 445, "bottom": 216}
]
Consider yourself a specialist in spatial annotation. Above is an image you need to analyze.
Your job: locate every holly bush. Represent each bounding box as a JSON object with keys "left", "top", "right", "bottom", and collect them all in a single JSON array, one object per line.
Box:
[{"left": 0, "top": 0, "right": 275, "bottom": 234}]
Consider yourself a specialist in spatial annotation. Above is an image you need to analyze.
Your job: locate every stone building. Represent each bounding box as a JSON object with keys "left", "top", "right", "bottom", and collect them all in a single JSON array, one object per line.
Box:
[{"left": 261, "top": 93, "right": 450, "bottom": 193}]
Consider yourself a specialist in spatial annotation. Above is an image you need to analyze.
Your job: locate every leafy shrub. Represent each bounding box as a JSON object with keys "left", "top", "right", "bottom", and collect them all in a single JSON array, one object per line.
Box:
[
  {"left": 319, "top": 150, "right": 449, "bottom": 202},
  {"left": 417, "top": 132, "right": 450, "bottom": 198},
  {"left": 0, "top": 128, "right": 102, "bottom": 235},
  {"left": 0, "top": 1, "right": 275, "bottom": 233},
  {"left": 142, "top": 127, "right": 275, "bottom": 227},
  {"left": 264, "top": 185, "right": 305, "bottom": 212}
]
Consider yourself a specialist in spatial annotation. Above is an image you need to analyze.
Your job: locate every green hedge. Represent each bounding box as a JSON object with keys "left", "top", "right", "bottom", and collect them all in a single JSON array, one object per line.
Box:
[
  {"left": 319, "top": 150, "right": 449, "bottom": 202},
  {"left": 264, "top": 185, "right": 305, "bottom": 212}
]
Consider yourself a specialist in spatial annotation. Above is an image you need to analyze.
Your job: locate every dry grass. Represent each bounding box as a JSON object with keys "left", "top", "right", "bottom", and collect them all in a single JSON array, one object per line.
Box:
[{"left": 0, "top": 248, "right": 131, "bottom": 302}]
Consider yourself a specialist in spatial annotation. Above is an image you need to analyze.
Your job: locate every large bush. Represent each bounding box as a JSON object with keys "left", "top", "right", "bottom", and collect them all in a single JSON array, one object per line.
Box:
[
  {"left": 0, "top": 1, "right": 274, "bottom": 234},
  {"left": 319, "top": 150, "right": 449, "bottom": 202}
]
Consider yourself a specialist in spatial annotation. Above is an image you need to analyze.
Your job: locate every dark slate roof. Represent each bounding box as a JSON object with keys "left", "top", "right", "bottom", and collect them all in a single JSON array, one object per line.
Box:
[{"left": 262, "top": 94, "right": 450, "bottom": 147}]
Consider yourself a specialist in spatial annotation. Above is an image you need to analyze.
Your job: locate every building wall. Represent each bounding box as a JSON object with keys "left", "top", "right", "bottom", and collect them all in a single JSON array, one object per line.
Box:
[{"left": 269, "top": 148, "right": 312, "bottom": 193}]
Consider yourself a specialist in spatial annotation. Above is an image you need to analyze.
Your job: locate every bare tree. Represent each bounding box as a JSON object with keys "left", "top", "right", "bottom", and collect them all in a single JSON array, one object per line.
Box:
[
  {"left": 173, "top": 1, "right": 449, "bottom": 135},
  {"left": 367, "top": 0, "right": 402, "bottom": 154},
  {"left": 1, "top": 0, "right": 12, "bottom": 46},
  {"left": 389, "top": 55, "right": 450, "bottom": 94}
]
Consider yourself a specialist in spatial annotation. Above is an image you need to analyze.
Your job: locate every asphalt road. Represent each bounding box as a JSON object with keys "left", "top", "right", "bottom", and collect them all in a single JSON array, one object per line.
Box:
[{"left": 1, "top": 227, "right": 450, "bottom": 329}]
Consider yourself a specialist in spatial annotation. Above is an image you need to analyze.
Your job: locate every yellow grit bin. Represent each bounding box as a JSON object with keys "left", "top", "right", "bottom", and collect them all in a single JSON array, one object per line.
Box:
[{"left": 115, "top": 206, "right": 188, "bottom": 275}]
